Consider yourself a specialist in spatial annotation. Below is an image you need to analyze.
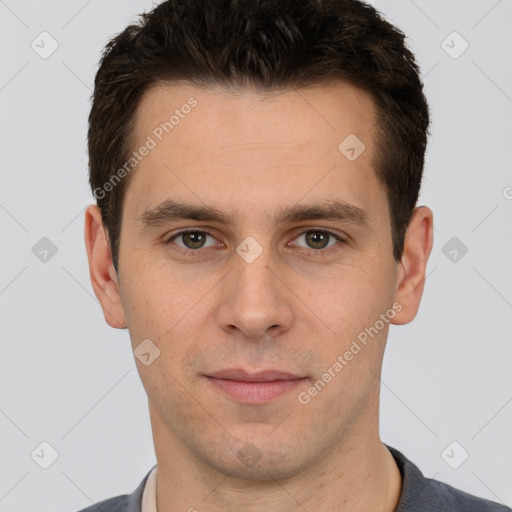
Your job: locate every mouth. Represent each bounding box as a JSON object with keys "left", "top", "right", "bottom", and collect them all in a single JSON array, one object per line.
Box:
[{"left": 204, "top": 368, "right": 307, "bottom": 404}]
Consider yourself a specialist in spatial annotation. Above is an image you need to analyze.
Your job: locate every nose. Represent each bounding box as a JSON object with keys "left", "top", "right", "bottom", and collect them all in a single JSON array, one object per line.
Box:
[{"left": 217, "top": 249, "right": 294, "bottom": 341}]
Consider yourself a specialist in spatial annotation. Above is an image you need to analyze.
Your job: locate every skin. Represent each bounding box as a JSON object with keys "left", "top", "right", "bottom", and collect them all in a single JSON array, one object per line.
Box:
[{"left": 84, "top": 80, "right": 433, "bottom": 511}]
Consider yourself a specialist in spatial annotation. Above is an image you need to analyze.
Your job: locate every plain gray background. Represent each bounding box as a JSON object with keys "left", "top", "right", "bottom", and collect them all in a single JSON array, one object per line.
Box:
[{"left": 1, "top": 1, "right": 511, "bottom": 511}]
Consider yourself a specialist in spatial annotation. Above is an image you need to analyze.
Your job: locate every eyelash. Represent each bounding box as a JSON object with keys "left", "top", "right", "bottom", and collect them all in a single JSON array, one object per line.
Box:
[{"left": 164, "top": 228, "right": 346, "bottom": 258}]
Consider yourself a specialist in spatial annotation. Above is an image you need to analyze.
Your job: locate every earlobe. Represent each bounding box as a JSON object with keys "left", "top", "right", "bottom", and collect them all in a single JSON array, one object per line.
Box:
[
  {"left": 84, "top": 204, "right": 127, "bottom": 329},
  {"left": 391, "top": 206, "right": 434, "bottom": 325}
]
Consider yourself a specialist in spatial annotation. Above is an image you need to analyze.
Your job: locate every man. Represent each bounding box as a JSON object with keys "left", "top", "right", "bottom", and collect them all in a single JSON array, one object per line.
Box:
[{"left": 81, "top": 0, "right": 510, "bottom": 511}]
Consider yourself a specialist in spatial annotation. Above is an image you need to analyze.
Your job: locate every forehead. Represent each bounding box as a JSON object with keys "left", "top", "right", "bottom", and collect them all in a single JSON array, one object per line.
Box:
[
  {"left": 133, "top": 79, "right": 377, "bottom": 154},
  {"left": 123, "top": 80, "right": 387, "bottom": 229}
]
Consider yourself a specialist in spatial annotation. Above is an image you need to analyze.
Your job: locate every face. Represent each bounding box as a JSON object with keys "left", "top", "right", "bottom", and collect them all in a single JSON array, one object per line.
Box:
[{"left": 86, "top": 80, "right": 431, "bottom": 481}]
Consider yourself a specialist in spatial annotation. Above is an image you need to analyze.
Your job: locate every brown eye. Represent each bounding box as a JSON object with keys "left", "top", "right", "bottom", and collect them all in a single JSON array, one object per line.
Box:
[
  {"left": 181, "top": 231, "right": 207, "bottom": 249},
  {"left": 303, "top": 231, "right": 331, "bottom": 249},
  {"left": 167, "top": 230, "right": 216, "bottom": 251},
  {"left": 294, "top": 230, "right": 340, "bottom": 251}
]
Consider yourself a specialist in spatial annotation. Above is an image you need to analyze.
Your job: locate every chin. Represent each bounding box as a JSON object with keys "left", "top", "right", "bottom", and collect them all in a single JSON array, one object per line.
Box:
[{"left": 200, "top": 432, "right": 312, "bottom": 482}]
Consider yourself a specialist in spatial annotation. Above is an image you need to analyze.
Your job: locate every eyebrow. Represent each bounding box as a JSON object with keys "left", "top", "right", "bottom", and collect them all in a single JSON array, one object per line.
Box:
[{"left": 137, "top": 198, "right": 370, "bottom": 229}]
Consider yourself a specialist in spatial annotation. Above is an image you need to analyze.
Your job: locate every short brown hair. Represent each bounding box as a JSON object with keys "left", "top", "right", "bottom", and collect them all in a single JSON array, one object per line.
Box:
[{"left": 88, "top": 0, "right": 429, "bottom": 272}]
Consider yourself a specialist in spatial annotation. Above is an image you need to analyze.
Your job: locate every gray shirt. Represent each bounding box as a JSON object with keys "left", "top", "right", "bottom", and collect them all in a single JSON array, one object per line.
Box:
[{"left": 76, "top": 444, "right": 511, "bottom": 511}]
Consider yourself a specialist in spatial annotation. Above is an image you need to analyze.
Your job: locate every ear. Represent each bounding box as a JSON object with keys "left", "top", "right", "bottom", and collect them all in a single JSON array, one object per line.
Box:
[
  {"left": 84, "top": 204, "right": 127, "bottom": 329},
  {"left": 391, "top": 206, "right": 434, "bottom": 325}
]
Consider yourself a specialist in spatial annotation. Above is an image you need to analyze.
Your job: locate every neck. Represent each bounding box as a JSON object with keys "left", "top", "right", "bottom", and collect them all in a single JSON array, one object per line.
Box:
[{"left": 151, "top": 408, "right": 402, "bottom": 512}]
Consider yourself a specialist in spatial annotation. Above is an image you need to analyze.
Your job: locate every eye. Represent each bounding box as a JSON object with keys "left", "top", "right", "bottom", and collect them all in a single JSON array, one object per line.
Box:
[
  {"left": 164, "top": 228, "right": 346, "bottom": 258},
  {"left": 165, "top": 230, "right": 218, "bottom": 254},
  {"left": 290, "top": 228, "right": 345, "bottom": 255}
]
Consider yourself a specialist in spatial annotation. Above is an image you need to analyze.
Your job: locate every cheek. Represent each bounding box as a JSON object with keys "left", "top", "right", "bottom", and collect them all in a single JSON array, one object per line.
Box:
[
  {"left": 302, "top": 279, "right": 391, "bottom": 413},
  {"left": 309, "top": 262, "right": 393, "bottom": 328},
  {"left": 142, "top": 363, "right": 202, "bottom": 431},
  {"left": 120, "top": 259, "right": 193, "bottom": 334},
  {"left": 299, "top": 264, "right": 395, "bottom": 388}
]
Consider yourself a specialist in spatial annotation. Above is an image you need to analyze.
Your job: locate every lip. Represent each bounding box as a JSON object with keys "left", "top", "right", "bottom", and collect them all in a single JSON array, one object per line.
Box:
[
  {"left": 207, "top": 368, "right": 304, "bottom": 382},
  {"left": 205, "top": 368, "right": 307, "bottom": 404}
]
